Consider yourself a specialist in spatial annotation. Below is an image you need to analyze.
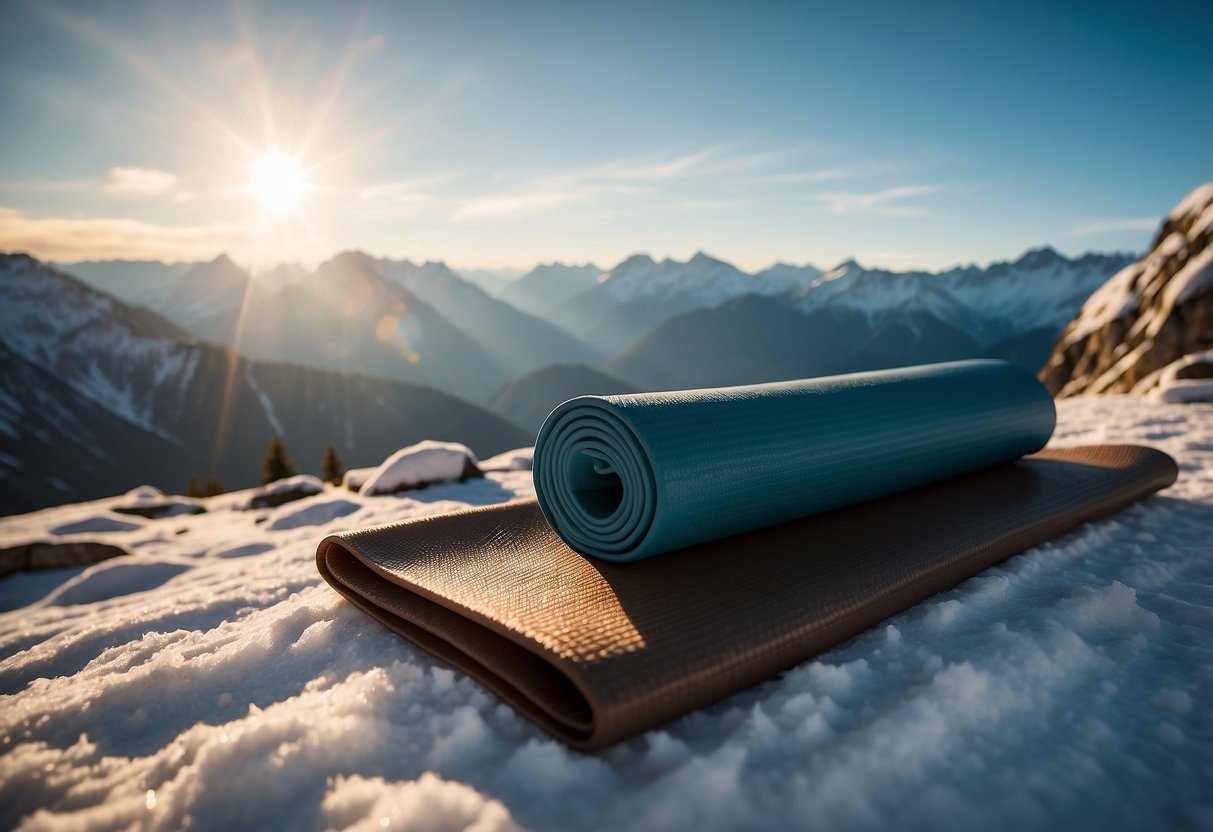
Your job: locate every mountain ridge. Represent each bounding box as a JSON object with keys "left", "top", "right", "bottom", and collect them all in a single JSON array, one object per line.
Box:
[{"left": 0, "top": 252, "right": 528, "bottom": 514}]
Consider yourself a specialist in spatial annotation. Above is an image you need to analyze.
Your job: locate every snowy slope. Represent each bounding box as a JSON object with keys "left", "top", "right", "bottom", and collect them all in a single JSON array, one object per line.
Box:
[
  {"left": 1, "top": 396, "right": 1208, "bottom": 831},
  {"left": 797, "top": 248, "right": 1136, "bottom": 345}
]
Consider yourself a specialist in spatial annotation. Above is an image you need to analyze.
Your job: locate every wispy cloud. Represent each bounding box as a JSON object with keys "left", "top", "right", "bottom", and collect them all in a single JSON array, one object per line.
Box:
[
  {"left": 104, "top": 166, "right": 179, "bottom": 196},
  {"left": 0, "top": 206, "right": 249, "bottom": 261},
  {"left": 817, "top": 184, "right": 939, "bottom": 216},
  {"left": 450, "top": 145, "right": 786, "bottom": 222},
  {"left": 754, "top": 161, "right": 896, "bottom": 185},
  {"left": 359, "top": 173, "right": 456, "bottom": 204},
  {"left": 1066, "top": 217, "right": 1159, "bottom": 236},
  {"left": 452, "top": 184, "right": 640, "bottom": 222}
]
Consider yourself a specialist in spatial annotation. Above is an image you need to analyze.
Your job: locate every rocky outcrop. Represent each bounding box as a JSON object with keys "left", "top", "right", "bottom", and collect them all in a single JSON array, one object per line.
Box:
[
  {"left": 1040, "top": 183, "right": 1213, "bottom": 396},
  {"left": 0, "top": 541, "right": 129, "bottom": 578}
]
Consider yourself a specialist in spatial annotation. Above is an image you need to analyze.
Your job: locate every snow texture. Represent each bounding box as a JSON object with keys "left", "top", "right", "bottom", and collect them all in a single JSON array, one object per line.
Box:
[
  {"left": 358, "top": 441, "right": 480, "bottom": 496},
  {"left": 0, "top": 397, "right": 1210, "bottom": 831}
]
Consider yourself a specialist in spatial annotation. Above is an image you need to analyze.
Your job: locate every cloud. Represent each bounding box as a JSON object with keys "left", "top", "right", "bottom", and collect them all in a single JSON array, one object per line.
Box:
[
  {"left": 754, "top": 161, "right": 896, "bottom": 185},
  {"left": 1066, "top": 217, "right": 1159, "bottom": 236},
  {"left": 359, "top": 174, "right": 455, "bottom": 204},
  {"left": 104, "top": 166, "right": 180, "bottom": 196},
  {"left": 0, "top": 207, "right": 250, "bottom": 262},
  {"left": 451, "top": 184, "right": 639, "bottom": 222},
  {"left": 817, "top": 184, "right": 939, "bottom": 216},
  {"left": 449, "top": 145, "right": 782, "bottom": 222}
]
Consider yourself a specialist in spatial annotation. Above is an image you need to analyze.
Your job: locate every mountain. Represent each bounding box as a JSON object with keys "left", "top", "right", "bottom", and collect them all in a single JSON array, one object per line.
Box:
[
  {"left": 58, "top": 258, "right": 196, "bottom": 309},
  {"left": 605, "top": 294, "right": 985, "bottom": 390},
  {"left": 551, "top": 252, "right": 805, "bottom": 354},
  {"left": 198, "top": 252, "right": 511, "bottom": 401},
  {"left": 101, "top": 252, "right": 598, "bottom": 401},
  {"left": 1040, "top": 182, "right": 1213, "bottom": 397},
  {"left": 0, "top": 252, "right": 529, "bottom": 514},
  {"left": 794, "top": 248, "right": 1135, "bottom": 345},
  {"left": 603, "top": 247, "right": 1135, "bottom": 391},
  {"left": 497, "top": 262, "right": 603, "bottom": 318},
  {"left": 453, "top": 266, "right": 524, "bottom": 295},
  {"left": 0, "top": 340, "right": 198, "bottom": 514},
  {"left": 160, "top": 254, "right": 253, "bottom": 343},
  {"left": 374, "top": 258, "right": 601, "bottom": 376},
  {"left": 752, "top": 262, "right": 823, "bottom": 293},
  {"left": 483, "top": 364, "right": 636, "bottom": 435}
]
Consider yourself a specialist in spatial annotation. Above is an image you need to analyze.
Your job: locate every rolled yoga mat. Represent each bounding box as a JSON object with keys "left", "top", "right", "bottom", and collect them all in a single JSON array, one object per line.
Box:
[
  {"left": 533, "top": 359, "right": 1057, "bottom": 561},
  {"left": 317, "top": 444, "right": 1177, "bottom": 750}
]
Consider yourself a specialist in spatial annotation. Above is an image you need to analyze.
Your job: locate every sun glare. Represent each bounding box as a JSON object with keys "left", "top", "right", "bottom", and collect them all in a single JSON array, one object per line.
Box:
[{"left": 249, "top": 151, "right": 307, "bottom": 215}]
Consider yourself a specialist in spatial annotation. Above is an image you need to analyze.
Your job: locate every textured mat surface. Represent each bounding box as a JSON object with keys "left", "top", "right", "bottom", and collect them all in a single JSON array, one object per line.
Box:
[
  {"left": 317, "top": 444, "right": 1177, "bottom": 750},
  {"left": 534, "top": 360, "right": 1056, "bottom": 560}
]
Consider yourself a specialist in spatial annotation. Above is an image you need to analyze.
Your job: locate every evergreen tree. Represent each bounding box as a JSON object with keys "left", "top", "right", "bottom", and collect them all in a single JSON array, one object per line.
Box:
[
  {"left": 186, "top": 475, "right": 202, "bottom": 498},
  {"left": 321, "top": 443, "right": 345, "bottom": 485},
  {"left": 260, "top": 436, "right": 298, "bottom": 484},
  {"left": 203, "top": 476, "right": 224, "bottom": 497}
]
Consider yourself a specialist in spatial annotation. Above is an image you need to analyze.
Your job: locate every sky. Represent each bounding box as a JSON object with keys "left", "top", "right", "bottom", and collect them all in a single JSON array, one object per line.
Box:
[{"left": 0, "top": 0, "right": 1209, "bottom": 273}]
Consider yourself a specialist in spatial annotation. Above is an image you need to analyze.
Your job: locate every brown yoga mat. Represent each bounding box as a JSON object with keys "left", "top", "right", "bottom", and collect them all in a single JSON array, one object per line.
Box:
[{"left": 317, "top": 444, "right": 1177, "bottom": 750}]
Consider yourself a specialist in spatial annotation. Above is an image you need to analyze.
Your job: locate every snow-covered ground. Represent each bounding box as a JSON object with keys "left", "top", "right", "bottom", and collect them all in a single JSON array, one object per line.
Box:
[{"left": 1, "top": 397, "right": 1210, "bottom": 831}]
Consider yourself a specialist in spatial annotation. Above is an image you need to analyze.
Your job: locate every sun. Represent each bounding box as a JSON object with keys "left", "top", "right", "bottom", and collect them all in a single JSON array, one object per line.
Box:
[{"left": 249, "top": 151, "right": 307, "bottom": 215}]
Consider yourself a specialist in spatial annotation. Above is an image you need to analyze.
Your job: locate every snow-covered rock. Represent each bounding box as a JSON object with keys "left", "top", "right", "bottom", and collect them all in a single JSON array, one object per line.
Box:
[
  {"left": 111, "top": 485, "right": 206, "bottom": 519},
  {"left": 1042, "top": 182, "right": 1213, "bottom": 396},
  {"left": 479, "top": 447, "right": 534, "bottom": 472},
  {"left": 359, "top": 441, "right": 482, "bottom": 496},
  {"left": 239, "top": 475, "right": 325, "bottom": 510},
  {"left": 341, "top": 467, "right": 377, "bottom": 492},
  {"left": 1135, "top": 350, "right": 1213, "bottom": 403},
  {"left": 0, "top": 397, "right": 1208, "bottom": 830}
]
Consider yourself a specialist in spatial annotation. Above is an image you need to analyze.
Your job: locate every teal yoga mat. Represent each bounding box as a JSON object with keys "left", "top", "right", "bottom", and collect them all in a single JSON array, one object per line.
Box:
[{"left": 533, "top": 359, "right": 1056, "bottom": 562}]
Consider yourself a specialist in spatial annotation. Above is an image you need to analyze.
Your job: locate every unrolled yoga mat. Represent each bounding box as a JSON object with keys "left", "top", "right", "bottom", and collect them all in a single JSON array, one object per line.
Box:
[
  {"left": 534, "top": 360, "right": 1056, "bottom": 561},
  {"left": 317, "top": 444, "right": 1177, "bottom": 750}
]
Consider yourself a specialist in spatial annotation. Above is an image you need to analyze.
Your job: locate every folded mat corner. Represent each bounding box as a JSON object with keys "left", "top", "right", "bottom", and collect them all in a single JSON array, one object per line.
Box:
[{"left": 317, "top": 444, "right": 1177, "bottom": 751}]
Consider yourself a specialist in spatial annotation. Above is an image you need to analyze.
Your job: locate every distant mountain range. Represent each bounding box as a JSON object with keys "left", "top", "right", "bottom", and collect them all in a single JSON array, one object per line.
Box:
[
  {"left": 0, "top": 254, "right": 528, "bottom": 514},
  {"left": 600, "top": 248, "right": 1133, "bottom": 389},
  {"left": 10, "top": 239, "right": 1145, "bottom": 512},
  {"left": 60, "top": 245, "right": 1133, "bottom": 398},
  {"left": 1042, "top": 182, "right": 1213, "bottom": 398},
  {"left": 497, "top": 262, "right": 604, "bottom": 318},
  {"left": 483, "top": 364, "right": 636, "bottom": 435},
  {"left": 64, "top": 252, "right": 598, "bottom": 401}
]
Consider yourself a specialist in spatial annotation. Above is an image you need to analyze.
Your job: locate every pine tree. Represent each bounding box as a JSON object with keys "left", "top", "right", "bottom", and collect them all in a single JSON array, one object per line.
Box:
[
  {"left": 203, "top": 476, "right": 224, "bottom": 497},
  {"left": 321, "top": 443, "right": 345, "bottom": 485},
  {"left": 186, "top": 475, "right": 202, "bottom": 498},
  {"left": 260, "top": 436, "right": 298, "bottom": 485}
]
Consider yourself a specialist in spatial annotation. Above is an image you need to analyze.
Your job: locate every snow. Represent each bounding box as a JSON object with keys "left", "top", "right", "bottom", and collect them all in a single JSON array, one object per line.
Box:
[
  {"left": 0, "top": 397, "right": 1210, "bottom": 830},
  {"left": 1142, "top": 351, "right": 1213, "bottom": 404},
  {"left": 227, "top": 475, "right": 325, "bottom": 510},
  {"left": 586, "top": 252, "right": 806, "bottom": 308},
  {"left": 244, "top": 364, "right": 286, "bottom": 439},
  {"left": 1165, "top": 244, "right": 1213, "bottom": 309},
  {"left": 479, "top": 447, "right": 534, "bottom": 472},
  {"left": 341, "top": 467, "right": 376, "bottom": 492},
  {"left": 358, "top": 441, "right": 480, "bottom": 496},
  {"left": 796, "top": 250, "right": 1136, "bottom": 346}
]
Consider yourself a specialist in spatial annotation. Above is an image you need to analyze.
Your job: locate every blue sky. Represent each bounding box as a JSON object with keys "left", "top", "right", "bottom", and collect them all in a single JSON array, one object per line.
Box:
[{"left": 0, "top": 0, "right": 1209, "bottom": 271}]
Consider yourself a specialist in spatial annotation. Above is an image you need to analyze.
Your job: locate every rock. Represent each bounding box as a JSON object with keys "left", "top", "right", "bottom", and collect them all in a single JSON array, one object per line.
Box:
[
  {"left": 1040, "top": 182, "right": 1213, "bottom": 397},
  {"left": 0, "top": 541, "right": 129, "bottom": 579}
]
